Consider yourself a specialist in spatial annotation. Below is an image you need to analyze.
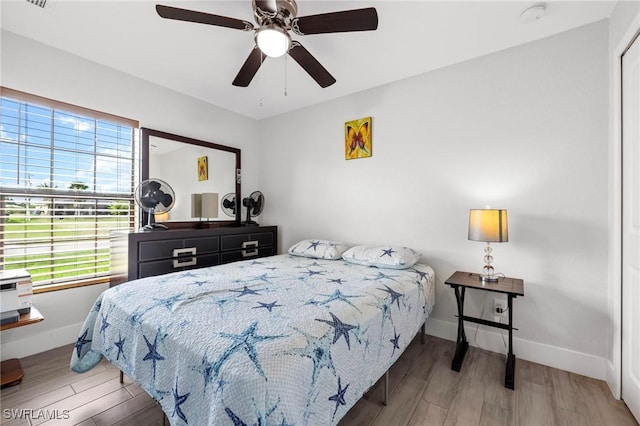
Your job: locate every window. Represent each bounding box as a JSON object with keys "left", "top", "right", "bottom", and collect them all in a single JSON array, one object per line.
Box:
[{"left": 0, "top": 88, "right": 138, "bottom": 289}]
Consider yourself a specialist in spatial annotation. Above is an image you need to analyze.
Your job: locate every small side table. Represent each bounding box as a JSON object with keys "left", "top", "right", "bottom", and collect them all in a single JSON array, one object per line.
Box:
[
  {"left": 1, "top": 307, "right": 44, "bottom": 388},
  {"left": 444, "top": 271, "right": 524, "bottom": 389}
]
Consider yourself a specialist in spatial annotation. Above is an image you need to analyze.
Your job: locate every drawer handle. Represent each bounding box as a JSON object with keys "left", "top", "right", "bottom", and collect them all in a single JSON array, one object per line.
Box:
[
  {"left": 173, "top": 247, "right": 196, "bottom": 257},
  {"left": 173, "top": 257, "right": 197, "bottom": 268},
  {"left": 173, "top": 247, "right": 197, "bottom": 268},
  {"left": 242, "top": 241, "right": 258, "bottom": 257}
]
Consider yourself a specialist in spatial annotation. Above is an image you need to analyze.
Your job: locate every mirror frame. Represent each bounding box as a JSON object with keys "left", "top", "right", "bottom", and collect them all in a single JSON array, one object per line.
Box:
[{"left": 140, "top": 127, "right": 241, "bottom": 228}]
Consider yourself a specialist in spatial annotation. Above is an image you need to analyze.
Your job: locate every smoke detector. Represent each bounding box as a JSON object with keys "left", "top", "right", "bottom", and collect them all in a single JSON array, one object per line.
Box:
[{"left": 520, "top": 4, "right": 546, "bottom": 24}]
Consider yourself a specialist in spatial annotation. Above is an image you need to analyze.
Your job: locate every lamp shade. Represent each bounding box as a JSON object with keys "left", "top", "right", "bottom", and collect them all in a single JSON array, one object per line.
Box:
[
  {"left": 154, "top": 212, "right": 169, "bottom": 222},
  {"left": 201, "top": 193, "right": 219, "bottom": 219},
  {"left": 468, "top": 209, "right": 508, "bottom": 243},
  {"left": 191, "top": 194, "right": 202, "bottom": 218}
]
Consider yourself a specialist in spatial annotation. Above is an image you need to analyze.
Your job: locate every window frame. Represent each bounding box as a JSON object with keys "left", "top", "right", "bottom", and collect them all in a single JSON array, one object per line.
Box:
[{"left": 0, "top": 87, "right": 139, "bottom": 293}]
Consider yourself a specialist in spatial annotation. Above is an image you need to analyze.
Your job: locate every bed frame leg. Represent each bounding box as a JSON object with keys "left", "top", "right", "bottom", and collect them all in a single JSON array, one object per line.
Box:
[
  {"left": 383, "top": 370, "right": 389, "bottom": 406},
  {"left": 421, "top": 322, "right": 426, "bottom": 344},
  {"left": 119, "top": 371, "right": 124, "bottom": 384}
]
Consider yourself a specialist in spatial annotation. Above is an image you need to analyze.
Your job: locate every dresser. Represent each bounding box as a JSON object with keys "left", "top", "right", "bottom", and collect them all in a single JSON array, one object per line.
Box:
[{"left": 110, "top": 226, "right": 277, "bottom": 287}]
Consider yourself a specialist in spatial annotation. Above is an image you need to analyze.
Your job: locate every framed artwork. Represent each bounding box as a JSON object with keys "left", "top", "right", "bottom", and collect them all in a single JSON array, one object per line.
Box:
[
  {"left": 197, "top": 156, "right": 208, "bottom": 181},
  {"left": 345, "top": 116, "right": 372, "bottom": 160}
]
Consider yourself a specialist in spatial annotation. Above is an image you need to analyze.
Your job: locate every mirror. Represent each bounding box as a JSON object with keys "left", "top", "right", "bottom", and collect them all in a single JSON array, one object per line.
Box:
[{"left": 141, "top": 128, "right": 241, "bottom": 227}]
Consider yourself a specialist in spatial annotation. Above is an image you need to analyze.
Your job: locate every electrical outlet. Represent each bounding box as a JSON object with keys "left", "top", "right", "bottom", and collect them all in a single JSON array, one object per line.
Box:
[{"left": 494, "top": 297, "right": 507, "bottom": 323}]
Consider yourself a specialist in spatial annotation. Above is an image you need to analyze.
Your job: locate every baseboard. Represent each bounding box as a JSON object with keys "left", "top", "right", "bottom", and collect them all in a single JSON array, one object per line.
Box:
[
  {"left": 425, "top": 317, "right": 608, "bottom": 381},
  {"left": 606, "top": 359, "right": 621, "bottom": 399},
  {"left": 0, "top": 321, "right": 83, "bottom": 360}
]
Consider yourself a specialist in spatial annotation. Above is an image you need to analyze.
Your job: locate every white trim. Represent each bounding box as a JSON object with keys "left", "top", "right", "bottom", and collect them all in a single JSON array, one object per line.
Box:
[
  {"left": 608, "top": 11, "right": 640, "bottom": 400},
  {"left": 0, "top": 321, "right": 82, "bottom": 360},
  {"left": 426, "top": 318, "right": 608, "bottom": 380}
]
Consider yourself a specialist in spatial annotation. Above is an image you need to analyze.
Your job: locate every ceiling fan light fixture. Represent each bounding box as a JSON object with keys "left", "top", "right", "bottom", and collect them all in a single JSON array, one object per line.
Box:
[
  {"left": 256, "top": 25, "right": 291, "bottom": 57},
  {"left": 156, "top": 1, "right": 379, "bottom": 87}
]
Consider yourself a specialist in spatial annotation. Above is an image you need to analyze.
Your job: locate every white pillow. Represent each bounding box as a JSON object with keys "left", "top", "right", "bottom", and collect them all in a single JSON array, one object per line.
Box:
[
  {"left": 342, "top": 245, "right": 421, "bottom": 269},
  {"left": 288, "top": 239, "right": 352, "bottom": 260}
]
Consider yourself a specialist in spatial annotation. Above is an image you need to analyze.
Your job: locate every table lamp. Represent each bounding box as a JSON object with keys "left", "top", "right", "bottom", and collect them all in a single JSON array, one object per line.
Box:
[
  {"left": 468, "top": 209, "right": 508, "bottom": 282},
  {"left": 191, "top": 194, "right": 202, "bottom": 219},
  {"left": 201, "top": 193, "right": 219, "bottom": 221},
  {"left": 154, "top": 212, "right": 169, "bottom": 222}
]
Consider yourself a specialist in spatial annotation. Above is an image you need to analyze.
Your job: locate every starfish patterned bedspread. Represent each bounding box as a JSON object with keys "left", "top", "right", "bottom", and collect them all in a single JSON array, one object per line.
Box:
[{"left": 70, "top": 254, "right": 435, "bottom": 425}]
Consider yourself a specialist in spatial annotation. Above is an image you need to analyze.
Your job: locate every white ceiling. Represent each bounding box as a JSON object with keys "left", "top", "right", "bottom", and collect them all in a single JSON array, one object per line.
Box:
[{"left": 1, "top": 0, "right": 616, "bottom": 120}]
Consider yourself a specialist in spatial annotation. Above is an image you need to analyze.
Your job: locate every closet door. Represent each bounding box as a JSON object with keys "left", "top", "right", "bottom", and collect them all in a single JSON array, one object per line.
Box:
[{"left": 622, "top": 31, "right": 640, "bottom": 423}]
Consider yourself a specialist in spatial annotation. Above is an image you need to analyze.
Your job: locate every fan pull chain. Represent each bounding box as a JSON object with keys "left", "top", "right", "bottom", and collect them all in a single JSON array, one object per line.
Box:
[
  {"left": 284, "top": 54, "right": 288, "bottom": 96},
  {"left": 259, "top": 50, "right": 264, "bottom": 108}
]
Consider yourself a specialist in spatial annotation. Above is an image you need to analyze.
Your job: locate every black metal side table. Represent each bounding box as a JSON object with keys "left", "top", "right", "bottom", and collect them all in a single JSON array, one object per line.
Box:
[{"left": 444, "top": 271, "right": 525, "bottom": 390}]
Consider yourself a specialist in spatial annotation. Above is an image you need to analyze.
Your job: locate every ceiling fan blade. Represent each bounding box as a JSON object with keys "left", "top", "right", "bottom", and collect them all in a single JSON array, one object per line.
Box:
[
  {"left": 232, "top": 48, "right": 266, "bottom": 87},
  {"left": 156, "top": 5, "right": 253, "bottom": 31},
  {"left": 288, "top": 42, "right": 336, "bottom": 88},
  {"left": 291, "top": 7, "right": 378, "bottom": 35}
]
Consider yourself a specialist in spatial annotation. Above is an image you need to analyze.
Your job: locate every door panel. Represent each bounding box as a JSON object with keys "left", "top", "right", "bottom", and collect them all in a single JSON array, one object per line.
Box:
[{"left": 622, "top": 31, "right": 640, "bottom": 423}]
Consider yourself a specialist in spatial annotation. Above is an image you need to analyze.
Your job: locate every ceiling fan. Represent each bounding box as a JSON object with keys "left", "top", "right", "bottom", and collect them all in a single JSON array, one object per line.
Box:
[{"left": 155, "top": 0, "right": 378, "bottom": 88}]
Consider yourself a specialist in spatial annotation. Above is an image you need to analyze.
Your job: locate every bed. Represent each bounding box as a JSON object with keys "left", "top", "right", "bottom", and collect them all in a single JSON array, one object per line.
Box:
[{"left": 71, "top": 248, "right": 435, "bottom": 425}]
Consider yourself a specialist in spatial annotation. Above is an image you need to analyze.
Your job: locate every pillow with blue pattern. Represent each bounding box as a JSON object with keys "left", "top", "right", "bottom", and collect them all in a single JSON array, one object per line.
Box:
[
  {"left": 342, "top": 245, "right": 421, "bottom": 269},
  {"left": 288, "top": 239, "right": 352, "bottom": 260}
]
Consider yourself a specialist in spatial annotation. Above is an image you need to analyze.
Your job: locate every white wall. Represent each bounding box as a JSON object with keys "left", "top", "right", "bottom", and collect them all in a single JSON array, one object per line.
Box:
[
  {"left": 259, "top": 21, "right": 611, "bottom": 379},
  {"left": 0, "top": 20, "right": 616, "bottom": 382},
  {"left": 0, "top": 30, "right": 261, "bottom": 359}
]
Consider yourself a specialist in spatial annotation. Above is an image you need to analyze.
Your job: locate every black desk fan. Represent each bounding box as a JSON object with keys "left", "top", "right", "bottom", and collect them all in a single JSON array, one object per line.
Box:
[
  {"left": 242, "top": 191, "right": 264, "bottom": 226},
  {"left": 135, "top": 178, "right": 175, "bottom": 231},
  {"left": 221, "top": 193, "right": 238, "bottom": 218}
]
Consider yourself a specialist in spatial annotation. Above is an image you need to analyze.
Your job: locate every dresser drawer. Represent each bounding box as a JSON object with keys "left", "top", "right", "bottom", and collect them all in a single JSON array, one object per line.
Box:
[
  {"left": 110, "top": 226, "right": 277, "bottom": 287},
  {"left": 138, "top": 253, "right": 220, "bottom": 278},
  {"left": 138, "top": 236, "right": 219, "bottom": 262},
  {"left": 220, "top": 246, "right": 274, "bottom": 264},
  {"left": 220, "top": 232, "right": 273, "bottom": 251}
]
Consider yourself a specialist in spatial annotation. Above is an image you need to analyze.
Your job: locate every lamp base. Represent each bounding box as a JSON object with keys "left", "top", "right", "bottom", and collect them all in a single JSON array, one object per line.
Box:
[
  {"left": 200, "top": 222, "right": 221, "bottom": 229},
  {"left": 479, "top": 274, "right": 499, "bottom": 283}
]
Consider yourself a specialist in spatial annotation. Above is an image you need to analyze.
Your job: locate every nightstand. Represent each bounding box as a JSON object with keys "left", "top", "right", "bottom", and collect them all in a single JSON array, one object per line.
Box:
[{"left": 444, "top": 271, "right": 524, "bottom": 390}]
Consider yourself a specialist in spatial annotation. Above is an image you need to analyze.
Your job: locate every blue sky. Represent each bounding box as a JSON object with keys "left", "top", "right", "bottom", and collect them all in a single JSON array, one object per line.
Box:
[{"left": 0, "top": 97, "right": 134, "bottom": 195}]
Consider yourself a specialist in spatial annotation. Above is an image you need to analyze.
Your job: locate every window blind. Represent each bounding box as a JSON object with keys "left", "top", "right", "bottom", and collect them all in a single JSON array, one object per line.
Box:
[{"left": 0, "top": 88, "right": 138, "bottom": 287}]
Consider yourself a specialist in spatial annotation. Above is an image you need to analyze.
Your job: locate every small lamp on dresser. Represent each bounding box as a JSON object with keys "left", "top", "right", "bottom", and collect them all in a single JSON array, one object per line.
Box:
[
  {"left": 154, "top": 212, "right": 169, "bottom": 222},
  {"left": 191, "top": 194, "right": 202, "bottom": 219},
  {"left": 201, "top": 193, "right": 219, "bottom": 221},
  {"left": 191, "top": 193, "right": 219, "bottom": 228},
  {"left": 468, "top": 208, "right": 508, "bottom": 282}
]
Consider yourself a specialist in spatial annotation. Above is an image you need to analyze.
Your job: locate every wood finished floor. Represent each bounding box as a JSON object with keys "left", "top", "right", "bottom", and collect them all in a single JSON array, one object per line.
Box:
[{"left": 1, "top": 335, "right": 636, "bottom": 426}]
